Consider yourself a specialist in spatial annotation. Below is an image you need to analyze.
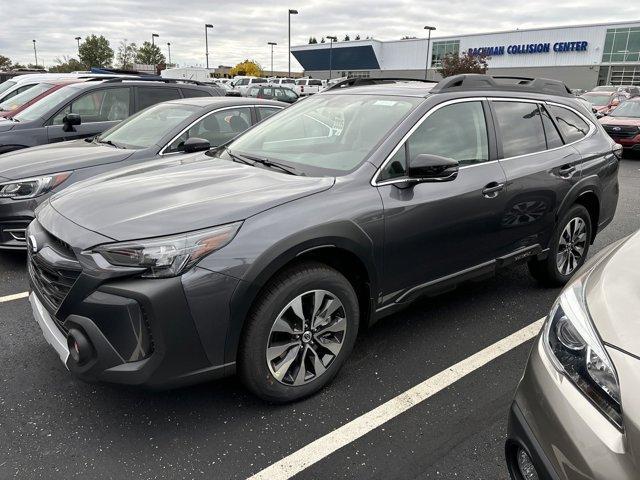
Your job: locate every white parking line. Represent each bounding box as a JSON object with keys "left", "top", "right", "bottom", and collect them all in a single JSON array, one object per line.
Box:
[
  {"left": 247, "top": 318, "right": 545, "bottom": 480},
  {"left": 0, "top": 291, "right": 29, "bottom": 303}
]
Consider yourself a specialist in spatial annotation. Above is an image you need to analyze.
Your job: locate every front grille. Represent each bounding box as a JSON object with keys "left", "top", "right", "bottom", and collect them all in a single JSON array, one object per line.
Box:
[
  {"left": 28, "top": 252, "right": 81, "bottom": 315},
  {"left": 603, "top": 125, "right": 640, "bottom": 138}
]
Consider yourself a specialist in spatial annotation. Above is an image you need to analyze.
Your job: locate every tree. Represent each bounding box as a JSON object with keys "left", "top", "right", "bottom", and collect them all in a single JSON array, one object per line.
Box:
[
  {"left": 229, "top": 59, "right": 263, "bottom": 77},
  {"left": 344, "top": 34, "right": 350, "bottom": 41},
  {"left": 309, "top": 37, "right": 318, "bottom": 44},
  {"left": 78, "top": 34, "right": 114, "bottom": 68},
  {"left": 437, "top": 52, "right": 489, "bottom": 78},
  {"left": 135, "top": 41, "right": 165, "bottom": 66},
  {"left": 0, "top": 55, "right": 12, "bottom": 70},
  {"left": 320, "top": 37, "right": 325, "bottom": 43},
  {"left": 355, "top": 34, "right": 361, "bottom": 40},
  {"left": 49, "top": 56, "right": 85, "bottom": 73},
  {"left": 117, "top": 39, "right": 138, "bottom": 69}
]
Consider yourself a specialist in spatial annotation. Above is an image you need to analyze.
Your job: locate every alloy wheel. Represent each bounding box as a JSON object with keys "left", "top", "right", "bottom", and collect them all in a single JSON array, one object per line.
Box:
[
  {"left": 266, "top": 290, "right": 347, "bottom": 386},
  {"left": 556, "top": 217, "right": 587, "bottom": 276}
]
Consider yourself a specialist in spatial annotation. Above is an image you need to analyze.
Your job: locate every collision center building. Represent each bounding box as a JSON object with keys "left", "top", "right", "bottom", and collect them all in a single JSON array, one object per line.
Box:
[{"left": 291, "top": 20, "right": 640, "bottom": 89}]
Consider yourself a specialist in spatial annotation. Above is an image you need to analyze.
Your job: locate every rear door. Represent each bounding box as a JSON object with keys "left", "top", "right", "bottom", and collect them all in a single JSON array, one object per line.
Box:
[
  {"left": 45, "top": 87, "right": 132, "bottom": 143},
  {"left": 490, "top": 99, "right": 583, "bottom": 257},
  {"left": 378, "top": 99, "right": 509, "bottom": 300}
]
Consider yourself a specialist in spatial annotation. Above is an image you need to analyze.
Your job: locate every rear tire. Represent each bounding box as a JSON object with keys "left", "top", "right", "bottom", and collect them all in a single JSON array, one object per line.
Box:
[
  {"left": 528, "top": 204, "right": 592, "bottom": 287},
  {"left": 238, "top": 262, "right": 359, "bottom": 403}
]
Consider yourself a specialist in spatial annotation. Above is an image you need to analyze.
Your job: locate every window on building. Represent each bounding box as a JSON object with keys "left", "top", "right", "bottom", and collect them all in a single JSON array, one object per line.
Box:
[
  {"left": 602, "top": 27, "right": 640, "bottom": 63},
  {"left": 431, "top": 40, "right": 460, "bottom": 68}
]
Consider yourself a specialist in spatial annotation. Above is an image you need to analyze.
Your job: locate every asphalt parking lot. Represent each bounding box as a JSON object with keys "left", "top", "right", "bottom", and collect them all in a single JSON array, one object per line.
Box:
[{"left": 1, "top": 157, "right": 639, "bottom": 480}]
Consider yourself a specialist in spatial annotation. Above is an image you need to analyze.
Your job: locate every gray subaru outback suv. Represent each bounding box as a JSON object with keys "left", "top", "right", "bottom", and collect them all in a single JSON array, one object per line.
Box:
[{"left": 26, "top": 75, "right": 620, "bottom": 403}]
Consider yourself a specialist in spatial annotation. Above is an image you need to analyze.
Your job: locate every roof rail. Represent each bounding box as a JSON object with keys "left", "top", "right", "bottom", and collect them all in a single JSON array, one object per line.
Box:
[
  {"left": 85, "top": 76, "right": 208, "bottom": 86},
  {"left": 430, "top": 74, "right": 572, "bottom": 97},
  {"left": 324, "top": 77, "right": 438, "bottom": 91}
]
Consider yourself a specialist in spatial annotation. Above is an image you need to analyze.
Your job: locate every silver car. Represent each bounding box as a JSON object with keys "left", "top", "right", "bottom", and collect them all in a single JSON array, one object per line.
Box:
[{"left": 506, "top": 231, "right": 640, "bottom": 479}]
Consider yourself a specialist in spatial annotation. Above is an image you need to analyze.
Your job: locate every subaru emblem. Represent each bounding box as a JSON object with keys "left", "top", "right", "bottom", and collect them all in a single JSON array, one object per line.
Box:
[
  {"left": 27, "top": 235, "right": 38, "bottom": 254},
  {"left": 612, "top": 126, "right": 621, "bottom": 131}
]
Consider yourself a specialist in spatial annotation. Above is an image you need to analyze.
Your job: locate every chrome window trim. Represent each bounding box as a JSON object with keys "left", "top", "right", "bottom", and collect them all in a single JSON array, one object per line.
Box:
[
  {"left": 159, "top": 104, "right": 283, "bottom": 156},
  {"left": 372, "top": 96, "right": 597, "bottom": 187},
  {"left": 371, "top": 97, "right": 487, "bottom": 187}
]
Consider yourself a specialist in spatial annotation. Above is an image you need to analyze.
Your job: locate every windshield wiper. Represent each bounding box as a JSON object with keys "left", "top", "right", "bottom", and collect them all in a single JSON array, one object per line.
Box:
[
  {"left": 96, "top": 139, "right": 123, "bottom": 149},
  {"left": 225, "top": 147, "right": 254, "bottom": 166},
  {"left": 238, "top": 152, "right": 300, "bottom": 176}
]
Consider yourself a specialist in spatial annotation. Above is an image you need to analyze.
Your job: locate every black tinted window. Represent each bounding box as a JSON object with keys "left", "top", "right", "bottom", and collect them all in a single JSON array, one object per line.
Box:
[
  {"left": 379, "top": 101, "right": 489, "bottom": 181},
  {"left": 137, "top": 87, "right": 181, "bottom": 111},
  {"left": 492, "top": 101, "right": 546, "bottom": 158},
  {"left": 181, "top": 88, "right": 210, "bottom": 98},
  {"left": 547, "top": 105, "right": 590, "bottom": 143},
  {"left": 540, "top": 106, "right": 563, "bottom": 149}
]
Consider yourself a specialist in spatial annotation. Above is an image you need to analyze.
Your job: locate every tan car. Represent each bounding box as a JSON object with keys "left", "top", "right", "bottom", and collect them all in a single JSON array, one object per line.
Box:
[{"left": 506, "top": 231, "right": 640, "bottom": 480}]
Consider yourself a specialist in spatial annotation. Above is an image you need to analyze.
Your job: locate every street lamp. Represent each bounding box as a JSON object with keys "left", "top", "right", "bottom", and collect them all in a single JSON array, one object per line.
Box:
[
  {"left": 167, "top": 42, "right": 172, "bottom": 66},
  {"left": 151, "top": 33, "right": 159, "bottom": 47},
  {"left": 288, "top": 9, "right": 298, "bottom": 77},
  {"left": 326, "top": 35, "right": 337, "bottom": 80},
  {"left": 267, "top": 42, "right": 277, "bottom": 77},
  {"left": 205, "top": 24, "right": 213, "bottom": 69},
  {"left": 75, "top": 36, "right": 81, "bottom": 57},
  {"left": 32, "top": 39, "right": 38, "bottom": 68},
  {"left": 424, "top": 25, "right": 436, "bottom": 80}
]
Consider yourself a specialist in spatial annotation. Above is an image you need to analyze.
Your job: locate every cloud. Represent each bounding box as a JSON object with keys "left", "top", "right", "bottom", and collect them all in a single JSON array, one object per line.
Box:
[{"left": 1, "top": 0, "right": 637, "bottom": 71}]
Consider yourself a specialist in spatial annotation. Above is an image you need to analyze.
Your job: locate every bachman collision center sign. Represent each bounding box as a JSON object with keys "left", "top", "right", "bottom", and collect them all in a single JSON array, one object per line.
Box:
[{"left": 468, "top": 41, "right": 588, "bottom": 56}]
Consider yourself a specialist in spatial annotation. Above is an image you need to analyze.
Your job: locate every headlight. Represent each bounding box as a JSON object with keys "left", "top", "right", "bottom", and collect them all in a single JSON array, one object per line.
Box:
[
  {"left": 544, "top": 274, "right": 623, "bottom": 429},
  {"left": 92, "top": 222, "right": 242, "bottom": 278},
  {"left": 0, "top": 172, "right": 71, "bottom": 200}
]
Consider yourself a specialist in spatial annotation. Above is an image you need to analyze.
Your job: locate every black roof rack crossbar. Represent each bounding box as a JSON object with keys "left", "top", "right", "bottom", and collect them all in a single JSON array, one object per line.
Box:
[
  {"left": 324, "top": 77, "right": 438, "bottom": 91},
  {"left": 86, "top": 77, "right": 207, "bottom": 86},
  {"left": 430, "top": 74, "right": 572, "bottom": 97}
]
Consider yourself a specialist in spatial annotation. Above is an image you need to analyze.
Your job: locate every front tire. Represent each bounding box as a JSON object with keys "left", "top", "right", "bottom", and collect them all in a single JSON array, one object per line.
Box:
[
  {"left": 238, "top": 262, "right": 359, "bottom": 403},
  {"left": 528, "top": 204, "right": 592, "bottom": 287}
]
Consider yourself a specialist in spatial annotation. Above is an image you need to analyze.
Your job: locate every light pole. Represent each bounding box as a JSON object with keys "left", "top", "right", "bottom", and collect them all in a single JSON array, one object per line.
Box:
[
  {"left": 151, "top": 33, "right": 159, "bottom": 47},
  {"left": 205, "top": 24, "right": 213, "bottom": 69},
  {"left": 167, "top": 42, "right": 171, "bottom": 66},
  {"left": 424, "top": 25, "right": 436, "bottom": 80},
  {"left": 32, "top": 39, "right": 38, "bottom": 68},
  {"left": 268, "top": 42, "right": 277, "bottom": 77},
  {"left": 326, "top": 36, "right": 337, "bottom": 80},
  {"left": 75, "top": 36, "right": 81, "bottom": 57},
  {"left": 288, "top": 9, "right": 298, "bottom": 77}
]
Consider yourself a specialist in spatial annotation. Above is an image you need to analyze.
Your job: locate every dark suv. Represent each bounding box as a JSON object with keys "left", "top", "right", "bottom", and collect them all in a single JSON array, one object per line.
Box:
[
  {"left": 27, "top": 75, "right": 620, "bottom": 402},
  {"left": 0, "top": 78, "right": 224, "bottom": 154}
]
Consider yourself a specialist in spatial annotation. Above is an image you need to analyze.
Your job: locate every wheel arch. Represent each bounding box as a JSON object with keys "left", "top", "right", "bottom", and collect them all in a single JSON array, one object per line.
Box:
[{"left": 557, "top": 176, "right": 602, "bottom": 243}]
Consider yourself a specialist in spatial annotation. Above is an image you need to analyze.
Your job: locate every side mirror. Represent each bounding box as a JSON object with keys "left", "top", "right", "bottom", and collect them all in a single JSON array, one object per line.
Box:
[
  {"left": 183, "top": 137, "right": 211, "bottom": 153},
  {"left": 408, "top": 154, "right": 459, "bottom": 182},
  {"left": 62, "top": 113, "right": 81, "bottom": 132}
]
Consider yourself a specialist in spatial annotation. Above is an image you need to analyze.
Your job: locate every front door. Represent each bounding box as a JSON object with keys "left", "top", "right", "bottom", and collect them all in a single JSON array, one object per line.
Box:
[{"left": 377, "top": 99, "right": 509, "bottom": 303}]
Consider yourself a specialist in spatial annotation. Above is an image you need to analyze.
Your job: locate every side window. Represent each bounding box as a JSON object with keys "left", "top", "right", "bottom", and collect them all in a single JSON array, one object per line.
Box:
[
  {"left": 540, "top": 106, "right": 564, "bottom": 149},
  {"left": 257, "top": 106, "right": 282, "bottom": 121},
  {"left": 547, "top": 105, "right": 590, "bottom": 143},
  {"left": 310, "top": 80, "right": 323, "bottom": 86},
  {"left": 492, "top": 101, "right": 547, "bottom": 158},
  {"left": 51, "top": 88, "right": 130, "bottom": 125},
  {"left": 181, "top": 88, "right": 210, "bottom": 98},
  {"left": 262, "top": 87, "right": 273, "bottom": 97},
  {"left": 284, "top": 89, "right": 297, "bottom": 100},
  {"left": 165, "top": 107, "right": 252, "bottom": 152},
  {"left": 378, "top": 101, "right": 489, "bottom": 181},
  {"left": 248, "top": 87, "right": 259, "bottom": 97},
  {"left": 137, "top": 87, "right": 181, "bottom": 111}
]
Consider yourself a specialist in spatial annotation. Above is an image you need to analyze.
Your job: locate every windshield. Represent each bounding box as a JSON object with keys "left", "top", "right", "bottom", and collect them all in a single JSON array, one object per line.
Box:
[
  {"left": 296, "top": 79, "right": 307, "bottom": 85},
  {"left": 0, "top": 83, "right": 53, "bottom": 111},
  {"left": 13, "top": 84, "right": 78, "bottom": 122},
  {"left": 222, "top": 93, "right": 421, "bottom": 175},
  {"left": 609, "top": 101, "right": 640, "bottom": 118},
  {"left": 0, "top": 80, "right": 17, "bottom": 97},
  {"left": 282, "top": 79, "right": 295, "bottom": 84},
  {"left": 581, "top": 93, "right": 612, "bottom": 106},
  {"left": 97, "top": 102, "right": 200, "bottom": 149}
]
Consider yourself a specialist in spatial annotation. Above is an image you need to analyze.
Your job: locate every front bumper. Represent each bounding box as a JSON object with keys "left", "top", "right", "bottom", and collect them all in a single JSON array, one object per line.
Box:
[
  {"left": 27, "top": 215, "right": 241, "bottom": 389},
  {"left": 0, "top": 196, "right": 41, "bottom": 250},
  {"left": 507, "top": 334, "right": 636, "bottom": 479}
]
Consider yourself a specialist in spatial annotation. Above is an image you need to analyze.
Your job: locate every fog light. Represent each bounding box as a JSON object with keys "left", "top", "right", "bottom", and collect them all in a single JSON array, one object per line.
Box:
[
  {"left": 67, "top": 328, "right": 94, "bottom": 366},
  {"left": 516, "top": 447, "right": 539, "bottom": 480}
]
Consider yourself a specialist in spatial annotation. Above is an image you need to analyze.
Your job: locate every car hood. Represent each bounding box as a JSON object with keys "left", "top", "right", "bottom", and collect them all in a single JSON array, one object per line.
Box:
[
  {"left": 599, "top": 116, "right": 640, "bottom": 127},
  {"left": 50, "top": 157, "right": 335, "bottom": 241},
  {"left": 0, "top": 140, "right": 136, "bottom": 179},
  {"left": 0, "top": 119, "right": 15, "bottom": 133},
  {"left": 585, "top": 230, "right": 640, "bottom": 356}
]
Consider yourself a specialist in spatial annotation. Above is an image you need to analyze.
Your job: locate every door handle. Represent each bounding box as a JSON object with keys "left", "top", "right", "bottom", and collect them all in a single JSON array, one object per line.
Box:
[
  {"left": 482, "top": 182, "right": 505, "bottom": 198},
  {"left": 558, "top": 164, "right": 577, "bottom": 178}
]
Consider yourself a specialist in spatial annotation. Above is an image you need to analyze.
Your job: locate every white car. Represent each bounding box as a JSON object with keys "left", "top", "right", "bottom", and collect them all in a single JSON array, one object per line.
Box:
[
  {"left": 268, "top": 78, "right": 297, "bottom": 87},
  {"left": 294, "top": 78, "right": 324, "bottom": 97},
  {"left": 233, "top": 77, "right": 269, "bottom": 96}
]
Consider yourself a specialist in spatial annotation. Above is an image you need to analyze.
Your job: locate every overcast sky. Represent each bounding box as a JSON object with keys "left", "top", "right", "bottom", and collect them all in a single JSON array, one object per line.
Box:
[{"left": 0, "top": 1, "right": 638, "bottom": 71}]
